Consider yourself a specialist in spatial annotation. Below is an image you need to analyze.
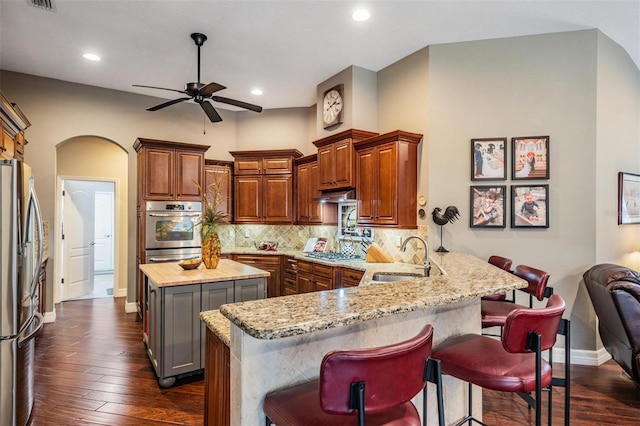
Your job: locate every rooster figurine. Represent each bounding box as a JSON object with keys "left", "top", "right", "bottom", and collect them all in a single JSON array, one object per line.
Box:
[{"left": 432, "top": 206, "right": 460, "bottom": 252}]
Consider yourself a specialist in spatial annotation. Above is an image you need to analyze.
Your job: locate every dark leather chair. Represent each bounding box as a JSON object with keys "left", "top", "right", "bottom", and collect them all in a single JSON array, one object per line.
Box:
[
  {"left": 264, "top": 325, "right": 445, "bottom": 426},
  {"left": 481, "top": 255, "right": 513, "bottom": 301},
  {"left": 433, "top": 294, "right": 570, "bottom": 426},
  {"left": 583, "top": 263, "right": 640, "bottom": 386}
]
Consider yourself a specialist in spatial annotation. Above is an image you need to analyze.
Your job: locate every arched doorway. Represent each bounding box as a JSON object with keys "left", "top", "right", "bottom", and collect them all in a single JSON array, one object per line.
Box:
[{"left": 54, "top": 136, "right": 128, "bottom": 303}]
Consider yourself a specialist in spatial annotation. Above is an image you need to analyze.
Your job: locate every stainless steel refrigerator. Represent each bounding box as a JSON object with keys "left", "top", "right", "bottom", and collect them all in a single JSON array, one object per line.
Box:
[{"left": 1, "top": 159, "right": 44, "bottom": 426}]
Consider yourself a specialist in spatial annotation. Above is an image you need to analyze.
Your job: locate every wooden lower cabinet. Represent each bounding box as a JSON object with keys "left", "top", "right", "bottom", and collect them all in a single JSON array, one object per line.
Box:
[
  {"left": 338, "top": 267, "right": 365, "bottom": 288},
  {"left": 297, "top": 260, "right": 334, "bottom": 292},
  {"left": 232, "top": 254, "right": 282, "bottom": 298},
  {"left": 205, "top": 328, "right": 230, "bottom": 426}
]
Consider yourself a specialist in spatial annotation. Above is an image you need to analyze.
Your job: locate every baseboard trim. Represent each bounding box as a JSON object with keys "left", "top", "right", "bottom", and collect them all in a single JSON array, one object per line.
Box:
[
  {"left": 116, "top": 288, "right": 127, "bottom": 298},
  {"left": 43, "top": 309, "right": 57, "bottom": 323},
  {"left": 124, "top": 301, "right": 138, "bottom": 314},
  {"left": 544, "top": 347, "right": 612, "bottom": 366}
]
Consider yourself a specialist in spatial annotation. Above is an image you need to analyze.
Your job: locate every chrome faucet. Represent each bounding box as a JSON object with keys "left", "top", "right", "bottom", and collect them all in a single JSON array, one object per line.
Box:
[{"left": 400, "top": 236, "right": 431, "bottom": 277}]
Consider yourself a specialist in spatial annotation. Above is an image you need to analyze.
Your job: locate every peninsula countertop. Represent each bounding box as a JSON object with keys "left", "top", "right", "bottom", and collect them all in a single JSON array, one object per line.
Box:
[
  {"left": 139, "top": 258, "right": 270, "bottom": 287},
  {"left": 215, "top": 251, "right": 526, "bottom": 340}
]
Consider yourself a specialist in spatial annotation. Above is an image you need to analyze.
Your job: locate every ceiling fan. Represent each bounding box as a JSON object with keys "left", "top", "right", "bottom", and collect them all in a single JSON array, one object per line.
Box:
[{"left": 133, "top": 33, "right": 262, "bottom": 122}]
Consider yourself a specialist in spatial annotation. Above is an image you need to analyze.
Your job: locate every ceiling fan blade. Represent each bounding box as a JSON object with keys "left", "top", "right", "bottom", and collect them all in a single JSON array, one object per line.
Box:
[
  {"left": 211, "top": 96, "right": 263, "bottom": 113},
  {"left": 200, "top": 100, "right": 223, "bottom": 122},
  {"left": 147, "top": 97, "right": 191, "bottom": 111},
  {"left": 199, "top": 82, "right": 227, "bottom": 96},
  {"left": 133, "top": 84, "right": 187, "bottom": 95}
]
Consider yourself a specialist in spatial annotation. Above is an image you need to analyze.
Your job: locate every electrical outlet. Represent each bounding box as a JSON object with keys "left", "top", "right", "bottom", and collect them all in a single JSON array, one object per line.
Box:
[{"left": 243, "top": 230, "right": 249, "bottom": 238}]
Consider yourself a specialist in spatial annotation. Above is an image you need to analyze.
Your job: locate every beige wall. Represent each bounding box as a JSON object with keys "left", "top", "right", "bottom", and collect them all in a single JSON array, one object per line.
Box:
[
  {"left": 377, "top": 29, "right": 639, "bottom": 351},
  {"left": 56, "top": 137, "right": 128, "bottom": 302},
  {"left": 236, "top": 107, "right": 314, "bottom": 155}
]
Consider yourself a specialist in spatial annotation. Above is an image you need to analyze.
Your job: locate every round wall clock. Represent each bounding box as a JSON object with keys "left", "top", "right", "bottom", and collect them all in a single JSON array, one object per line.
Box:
[{"left": 322, "top": 84, "right": 344, "bottom": 129}]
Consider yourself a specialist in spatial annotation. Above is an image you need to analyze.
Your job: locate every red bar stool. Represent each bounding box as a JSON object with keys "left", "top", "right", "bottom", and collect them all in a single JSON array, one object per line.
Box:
[
  {"left": 481, "top": 255, "right": 513, "bottom": 302},
  {"left": 433, "top": 294, "right": 570, "bottom": 426},
  {"left": 264, "top": 325, "right": 445, "bottom": 426},
  {"left": 482, "top": 264, "right": 552, "bottom": 330}
]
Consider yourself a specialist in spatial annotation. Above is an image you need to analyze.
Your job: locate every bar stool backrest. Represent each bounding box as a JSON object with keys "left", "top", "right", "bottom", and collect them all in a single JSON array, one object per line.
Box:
[
  {"left": 319, "top": 324, "right": 434, "bottom": 415},
  {"left": 488, "top": 255, "right": 513, "bottom": 271},
  {"left": 502, "top": 294, "right": 565, "bottom": 353},
  {"left": 513, "top": 265, "right": 550, "bottom": 302}
]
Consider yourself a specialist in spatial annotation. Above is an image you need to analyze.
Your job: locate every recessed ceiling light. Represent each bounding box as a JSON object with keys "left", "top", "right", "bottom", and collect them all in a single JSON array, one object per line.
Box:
[
  {"left": 251, "top": 89, "right": 263, "bottom": 96},
  {"left": 83, "top": 53, "right": 101, "bottom": 61},
  {"left": 352, "top": 9, "right": 370, "bottom": 22}
]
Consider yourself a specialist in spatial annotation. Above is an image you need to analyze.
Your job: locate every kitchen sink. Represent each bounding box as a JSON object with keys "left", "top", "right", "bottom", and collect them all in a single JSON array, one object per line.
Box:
[{"left": 371, "top": 272, "right": 425, "bottom": 282}]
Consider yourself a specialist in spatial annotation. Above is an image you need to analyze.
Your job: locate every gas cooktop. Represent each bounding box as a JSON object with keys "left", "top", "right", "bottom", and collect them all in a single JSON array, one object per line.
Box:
[{"left": 304, "top": 252, "right": 364, "bottom": 262}]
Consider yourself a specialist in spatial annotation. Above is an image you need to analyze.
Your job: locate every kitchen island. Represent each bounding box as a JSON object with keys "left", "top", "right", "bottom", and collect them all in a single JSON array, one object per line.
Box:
[
  {"left": 139, "top": 259, "right": 269, "bottom": 387},
  {"left": 201, "top": 251, "right": 527, "bottom": 425}
]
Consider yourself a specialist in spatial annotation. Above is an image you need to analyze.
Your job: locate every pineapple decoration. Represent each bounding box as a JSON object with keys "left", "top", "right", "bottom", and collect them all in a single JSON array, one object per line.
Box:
[{"left": 196, "top": 178, "right": 229, "bottom": 269}]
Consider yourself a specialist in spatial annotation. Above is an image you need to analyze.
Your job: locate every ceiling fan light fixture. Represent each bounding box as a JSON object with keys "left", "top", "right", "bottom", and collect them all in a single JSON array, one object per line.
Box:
[
  {"left": 83, "top": 53, "right": 101, "bottom": 61},
  {"left": 352, "top": 9, "right": 370, "bottom": 22}
]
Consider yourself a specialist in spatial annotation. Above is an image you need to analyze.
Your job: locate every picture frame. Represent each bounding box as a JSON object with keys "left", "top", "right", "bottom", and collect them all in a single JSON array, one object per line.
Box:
[
  {"left": 512, "top": 136, "right": 549, "bottom": 180},
  {"left": 618, "top": 172, "right": 640, "bottom": 225},
  {"left": 470, "top": 185, "right": 506, "bottom": 228},
  {"left": 511, "top": 185, "right": 549, "bottom": 228},
  {"left": 471, "top": 138, "right": 507, "bottom": 181}
]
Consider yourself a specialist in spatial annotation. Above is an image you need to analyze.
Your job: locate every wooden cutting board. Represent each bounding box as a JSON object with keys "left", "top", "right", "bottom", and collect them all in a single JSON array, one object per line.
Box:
[{"left": 365, "top": 243, "right": 394, "bottom": 263}]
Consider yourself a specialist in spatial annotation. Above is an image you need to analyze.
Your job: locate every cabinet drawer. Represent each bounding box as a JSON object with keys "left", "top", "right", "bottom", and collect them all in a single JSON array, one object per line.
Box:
[
  {"left": 234, "top": 158, "right": 263, "bottom": 175},
  {"left": 263, "top": 157, "right": 293, "bottom": 174},
  {"left": 313, "top": 263, "right": 333, "bottom": 278},
  {"left": 342, "top": 268, "right": 364, "bottom": 282},
  {"left": 297, "top": 260, "right": 313, "bottom": 273},
  {"left": 234, "top": 254, "right": 280, "bottom": 265}
]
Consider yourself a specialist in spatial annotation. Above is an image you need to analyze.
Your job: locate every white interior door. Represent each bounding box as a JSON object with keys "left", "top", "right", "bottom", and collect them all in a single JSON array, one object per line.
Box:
[
  {"left": 62, "top": 181, "right": 95, "bottom": 300},
  {"left": 94, "top": 190, "right": 114, "bottom": 272}
]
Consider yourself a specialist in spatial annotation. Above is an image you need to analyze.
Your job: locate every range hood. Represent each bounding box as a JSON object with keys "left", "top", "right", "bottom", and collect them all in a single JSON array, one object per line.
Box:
[{"left": 313, "top": 189, "right": 356, "bottom": 203}]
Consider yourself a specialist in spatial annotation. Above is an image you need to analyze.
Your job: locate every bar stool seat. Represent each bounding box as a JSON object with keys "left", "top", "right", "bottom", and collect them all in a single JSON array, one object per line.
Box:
[
  {"left": 481, "top": 255, "right": 513, "bottom": 302},
  {"left": 432, "top": 333, "right": 552, "bottom": 392},
  {"left": 481, "top": 299, "right": 522, "bottom": 327},
  {"left": 264, "top": 379, "right": 421, "bottom": 425},
  {"left": 264, "top": 325, "right": 444, "bottom": 426}
]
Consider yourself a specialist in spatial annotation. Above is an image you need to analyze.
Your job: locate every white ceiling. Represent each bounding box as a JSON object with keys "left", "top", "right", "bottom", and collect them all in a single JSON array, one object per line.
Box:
[{"left": 1, "top": 0, "right": 638, "bottom": 112}]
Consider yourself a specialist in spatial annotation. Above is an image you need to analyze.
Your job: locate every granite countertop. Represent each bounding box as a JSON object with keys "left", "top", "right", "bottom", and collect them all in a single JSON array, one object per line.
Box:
[
  {"left": 215, "top": 251, "right": 526, "bottom": 340},
  {"left": 200, "top": 310, "right": 231, "bottom": 346},
  {"left": 139, "top": 258, "right": 270, "bottom": 287}
]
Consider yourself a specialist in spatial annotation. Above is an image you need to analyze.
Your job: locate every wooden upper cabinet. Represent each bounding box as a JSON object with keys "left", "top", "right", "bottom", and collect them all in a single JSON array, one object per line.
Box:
[
  {"left": 134, "top": 138, "right": 209, "bottom": 202},
  {"left": 230, "top": 149, "right": 302, "bottom": 224},
  {"left": 205, "top": 160, "right": 233, "bottom": 222},
  {"left": 295, "top": 154, "right": 338, "bottom": 225},
  {"left": 354, "top": 130, "right": 422, "bottom": 229},
  {"left": 313, "top": 129, "right": 378, "bottom": 191},
  {"left": 0, "top": 91, "right": 30, "bottom": 161}
]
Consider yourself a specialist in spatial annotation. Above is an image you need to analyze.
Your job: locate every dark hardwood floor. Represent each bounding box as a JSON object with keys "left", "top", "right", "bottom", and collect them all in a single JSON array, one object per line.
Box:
[{"left": 31, "top": 297, "right": 640, "bottom": 425}]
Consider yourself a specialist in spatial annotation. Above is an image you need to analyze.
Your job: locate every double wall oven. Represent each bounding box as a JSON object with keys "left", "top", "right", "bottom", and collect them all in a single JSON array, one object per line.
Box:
[{"left": 144, "top": 201, "right": 202, "bottom": 263}]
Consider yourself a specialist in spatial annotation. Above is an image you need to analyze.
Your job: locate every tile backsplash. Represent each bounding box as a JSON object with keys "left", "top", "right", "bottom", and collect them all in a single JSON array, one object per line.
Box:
[{"left": 218, "top": 224, "right": 429, "bottom": 264}]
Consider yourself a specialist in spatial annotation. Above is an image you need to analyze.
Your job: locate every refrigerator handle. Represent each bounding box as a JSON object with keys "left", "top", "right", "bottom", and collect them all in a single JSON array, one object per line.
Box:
[
  {"left": 26, "top": 187, "right": 45, "bottom": 299},
  {"left": 18, "top": 311, "right": 44, "bottom": 348}
]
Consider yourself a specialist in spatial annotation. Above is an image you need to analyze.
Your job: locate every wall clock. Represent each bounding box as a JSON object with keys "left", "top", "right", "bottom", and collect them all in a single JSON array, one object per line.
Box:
[{"left": 322, "top": 84, "right": 344, "bottom": 129}]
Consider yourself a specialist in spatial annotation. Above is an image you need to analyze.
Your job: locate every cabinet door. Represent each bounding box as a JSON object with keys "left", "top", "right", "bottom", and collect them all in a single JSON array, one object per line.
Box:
[
  {"left": 317, "top": 144, "right": 335, "bottom": 190},
  {"left": 376, "top": 143, "right": 398, "bottom": 225},
  {"left": 201, "top": 281, "right": 234, "bottom": 367},
  {"left": 235, "top": 278, "right": 267, "bottom": 302},
  {"left": 163, "top": 284, "right": 202, "bottom": 377},
  {"left": 234, "top": 158, "right": 262, "bottom": 175},
  {"left": 176, "top": 151, "right": 204, "bottom": 200},
  {"left": 263, "top": 157, "right": 293, "bottom": 174},
  {"left": 308, "top": 162, "right": 323, "bottom": 223},
  {"left": 144, "top": 148, "right": 175, "bottom": 199},
  {"left": 263, "top": 175, "right": 293, "bottom": 223},
  {"left": 205, "top": 328, "right": 230, "bottom": 426},
  {"left": 146, "top": 280, "right": 161, "bottom": 375},
  {"left": 234, "top": 176, "right": 262, "bottom": 222},
  {"left": 333, "top": 139, "right": 353, "bottom": 189},
  {"left": 339, "top": 267, "right": 364, "bottom": 288},
  {"left": 205, "top": 164, "right": 233, "bottom": 221},
  {"left": 297, "top": 272, "right": 313, "bottom": 294},
  {"left": 356, "top": 148, "right": 376, "bottom": 224},
  {"left": 296, "top": 163, "right": 311, "bottom": 223}
]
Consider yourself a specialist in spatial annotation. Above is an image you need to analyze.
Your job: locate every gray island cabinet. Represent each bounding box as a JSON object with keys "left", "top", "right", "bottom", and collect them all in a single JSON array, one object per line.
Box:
[{"left": 140, "top": 259, "right": 269, "bottom": 387}]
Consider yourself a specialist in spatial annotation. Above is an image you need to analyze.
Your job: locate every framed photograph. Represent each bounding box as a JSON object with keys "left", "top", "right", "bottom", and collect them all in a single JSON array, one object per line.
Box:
[
  {"left": 511, "top": 185, "right": 549, "bottom": 228},
  {"left": 470, "top": 185, "right": 506, "bottom": 228},
  {"left": 512, "top": 136, "right": 549, "bottom": 180},
  {"left": 618, "top": 172, "right": 640, "bottom": 224},
  {"left": 471, "top": 138, "right": 507, "bottom": 181}
]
